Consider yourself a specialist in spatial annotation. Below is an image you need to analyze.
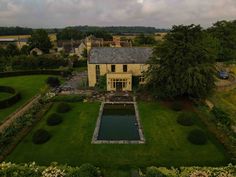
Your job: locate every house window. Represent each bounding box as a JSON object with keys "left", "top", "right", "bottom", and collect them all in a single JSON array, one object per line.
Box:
[
  {"left": 111, "top": 65, "right": 116, "bottom": 72},
  {"left": 123, "top": 65, "right": 127, "bottom": 72},
  {"left": 95, "top": 65, "right": 100, "bottom": 82},
  {"left": 139, "top": 76, "right": 145, "bottom": 83}
]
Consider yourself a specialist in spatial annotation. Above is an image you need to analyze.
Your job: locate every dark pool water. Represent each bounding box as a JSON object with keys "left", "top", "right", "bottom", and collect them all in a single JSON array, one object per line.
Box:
[{"left": 97, "top": 104, "right": 140, "bottom": 141}]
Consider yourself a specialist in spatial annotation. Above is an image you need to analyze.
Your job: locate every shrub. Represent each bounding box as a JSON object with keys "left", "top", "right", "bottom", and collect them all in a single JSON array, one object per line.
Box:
[
  {"left": 78, "top": 164, "right": 99, "bottom": 177},
  {"left": 47, "top": 113, "right": 63, "bottom": 126},
  {"left": 53, "top": 95, "right": 85, "bottom": 102},
  {"left": 146, "top": 167, "right": 167, "bottom": 177},
  {"left": 177, "top": 112, "right": 195, "bottom": 126},
  {"left": 57, "top": 102, "right": 71, "bottom": 113},
  {"left": 171, "top": 101, "right": 182, "bottom": 111},
  {"left": 32, "top": 129, "right": 51, "bottom": 144},
  {"left": 188, "top": 129, "right": 207, "bottom": 145},
  {"left": 0, "top": 86, "right": 21, "bottom": 109},
  {"left": 211, "top": 106, "right": 231, "bottom": 126},
  {"left": 46, "top": 77, "right": 60, "bottom": 87}
]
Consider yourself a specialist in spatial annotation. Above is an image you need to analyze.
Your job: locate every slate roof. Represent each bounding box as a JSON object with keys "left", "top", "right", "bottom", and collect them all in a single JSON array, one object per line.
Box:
[{"left": 89, "top": 47, "right": 152, "bottom": 64}]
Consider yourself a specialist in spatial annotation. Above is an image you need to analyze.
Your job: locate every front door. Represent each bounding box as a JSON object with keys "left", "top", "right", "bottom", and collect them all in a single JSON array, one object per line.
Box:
[{"left": 116, "top": 82, "right": 122, "bottom": 91}]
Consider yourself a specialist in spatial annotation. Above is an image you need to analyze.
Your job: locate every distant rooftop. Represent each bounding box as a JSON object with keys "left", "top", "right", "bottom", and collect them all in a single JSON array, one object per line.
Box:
[
  {"left": 0, "top": 38, "right": 16, "bottom": 42},
  {"left": 89, "top": 47, "right": 152, "bottom": 64}
]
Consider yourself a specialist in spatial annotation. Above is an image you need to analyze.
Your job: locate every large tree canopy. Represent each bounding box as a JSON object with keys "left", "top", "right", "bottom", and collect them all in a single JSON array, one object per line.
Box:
[
  {"left": 146, "top": 25, "right": 218, "bottom": 98},
  {"left": 207, "top": 20, "right": 236, "bottom": 62},
  {"left": 28, "top": 29, "right": 52, "bottom": 53}
]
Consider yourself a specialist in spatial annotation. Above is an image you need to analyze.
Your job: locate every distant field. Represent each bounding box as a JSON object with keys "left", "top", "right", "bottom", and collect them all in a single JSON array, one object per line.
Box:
[
  {"left": 0, "top": 35, "right": 31, "bottom": 39},
  {"left": 115, "top": 32, "right": 167, "bottom": 41},
  {"left": 0, "top": 75, "right": 51, "bottom": 122}
]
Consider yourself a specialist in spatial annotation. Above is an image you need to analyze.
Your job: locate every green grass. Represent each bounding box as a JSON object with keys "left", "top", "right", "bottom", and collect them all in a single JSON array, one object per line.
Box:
[
  {"left": 0, "top": 92, "right": 12, "bottom": 100},
  {"left": 0, "top": 75, "right": 51, "bottom": 122},
  {"left": 209, "top": 89, "right": 236, "bottom": 123},
  {"left": 6, "top": 101, "right": 229, "bottom": 176}
]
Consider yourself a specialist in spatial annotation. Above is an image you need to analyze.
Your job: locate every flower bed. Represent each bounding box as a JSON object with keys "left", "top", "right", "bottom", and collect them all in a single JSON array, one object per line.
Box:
[{"left": 0, "top": 162, "right": 100, "bottom": 177}]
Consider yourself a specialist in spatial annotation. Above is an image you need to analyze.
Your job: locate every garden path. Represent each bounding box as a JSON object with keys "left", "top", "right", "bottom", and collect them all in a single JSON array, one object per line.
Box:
[{"left": 0, "top": 95, "right": 40, "bottom": 133}]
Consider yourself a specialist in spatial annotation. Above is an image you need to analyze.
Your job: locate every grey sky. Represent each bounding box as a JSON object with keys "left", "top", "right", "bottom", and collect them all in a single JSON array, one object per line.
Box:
[{"left": 0, "top": 0, "right": 235, "bottom": 28}]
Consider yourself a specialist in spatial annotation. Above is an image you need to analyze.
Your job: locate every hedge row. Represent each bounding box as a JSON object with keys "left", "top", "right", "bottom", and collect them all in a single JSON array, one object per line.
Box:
[
  {"left": 0, "top": 86, "right": 21, "bottom": 109},
  {"left": 0, "top": 162, "right": 235, "bottom": 177},
  {"left": 0, "top": 162, "right": 100, "bottom": 177},
  {"left": 0, "top": 69, "right": 71, "bottom": 78}
]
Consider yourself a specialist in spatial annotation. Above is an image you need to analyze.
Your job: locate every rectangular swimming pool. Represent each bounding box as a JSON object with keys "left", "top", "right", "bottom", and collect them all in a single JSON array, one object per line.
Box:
[{"left": 92, "top": 102, "right": 145, "bottom": 144}]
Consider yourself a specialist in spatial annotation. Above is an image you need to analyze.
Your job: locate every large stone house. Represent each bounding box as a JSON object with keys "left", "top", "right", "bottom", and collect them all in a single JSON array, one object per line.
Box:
[{"left": 87, "top": 47, "right": 152, "bottom": 91}]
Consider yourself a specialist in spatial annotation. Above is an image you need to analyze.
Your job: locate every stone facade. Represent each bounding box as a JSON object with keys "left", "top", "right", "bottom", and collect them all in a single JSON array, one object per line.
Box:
[{"left": 88, "top": 63, "right": 148, "bottom": 91}]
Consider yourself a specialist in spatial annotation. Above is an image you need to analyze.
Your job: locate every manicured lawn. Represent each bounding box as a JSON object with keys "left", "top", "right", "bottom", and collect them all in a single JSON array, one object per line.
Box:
[
  {"left": 0, "top": 75, "right": 51, "bottom": 122},
  {"left": 0, "top": 92, "right": 12, "bottom": 100},
  {"left": 209, "top": 89, "right": 236, "bottom": 123},
  {"left": 7, "top": 101, "right": 229, "bottom": 176}
]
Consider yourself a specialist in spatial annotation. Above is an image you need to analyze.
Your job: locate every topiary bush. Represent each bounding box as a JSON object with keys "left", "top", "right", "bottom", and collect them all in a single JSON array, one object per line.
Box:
[
  {"left": 78, "top": 163, "right": 100, "bottom": 177},
  {"left": 46, "top": 77, "right": 60, "bottom": 87},
  {"left": 188, "top": 129, "right": 207, "bottom": 145},
  {"left": 56, "top": 102, "right": 71, "bottom": 113},
  {"left": 32, "top": 129, "right": 51, "bottom": 144},
  {"left": 171, "top": 101, "right": 182, "bottom": 111},
  {"left": 47, "top": 113, "right": 63, "bottom": 126},
  {"left": 177, "top": 112, "right": 195, "bottom": 126}
]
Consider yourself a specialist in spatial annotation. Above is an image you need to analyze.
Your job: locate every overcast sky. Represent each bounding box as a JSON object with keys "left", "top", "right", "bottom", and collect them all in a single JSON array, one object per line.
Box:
[{"left": 0, "top": 0, "right": 236, "bottom": 28}]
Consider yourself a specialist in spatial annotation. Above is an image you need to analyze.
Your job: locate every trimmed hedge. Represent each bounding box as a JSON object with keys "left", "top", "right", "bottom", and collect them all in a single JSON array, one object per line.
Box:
[
  {"left": 0, "top": 86, "right": 21, "bottom": 109},
  {"left": 211, "top": 106, "right": 231, "bottom": 126},
  {"left": 78, "top": 163, "right": 100, "bottom": 177},
  {"left": 46, "top": 77, "right": 60, "bottom": 87},
  {"left": 47, "top": 113, "right": 63, "bottom": 126},
  {"left": 32, "top": 129, "right": 51, "bottom": 144},
  {"left": 187, "top": 129, "right": 207, "bottom": 145},
  {"left": 177, "top": 112, "right": 195, "bottom": 126},
  {"left": 57, "top": 102, "right": 71, "bottom": 113},
  {"left": 52, "top": 95, "right": 85, "bottom": 102},
  {"left": 0, "top": 162, "right": 235, "bottom": 177},
  {"left": 0, "top": 69, "right": 71, "bottom": 78}
]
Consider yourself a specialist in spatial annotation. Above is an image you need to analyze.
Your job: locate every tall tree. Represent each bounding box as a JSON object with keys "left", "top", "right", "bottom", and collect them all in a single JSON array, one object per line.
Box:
[
  {"left": 208, "top": 20, "right": 236, "bottom": 61},
  {"left": 5, "top": 43, "right": 19, "bottom": 56},
  {"left": 146, "top": 25, "right": 218, "bottom": 98},
  {"left": 28, "top": 29, "right": 52, "bottom": 53},
  {"left": 134, "top": 33, "right": 156, "bottom": 46},
  {"left": 57, "top": 27, "right": 84, "bottom": 40}
]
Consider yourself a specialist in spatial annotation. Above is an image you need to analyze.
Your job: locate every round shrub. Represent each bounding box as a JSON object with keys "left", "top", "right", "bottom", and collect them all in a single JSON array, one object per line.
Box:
[
  {"left": 177, "top": 112, "right": 195, "bottom": 126},
  {"left": 171, "top": 101, "right": 182, "bottom": 111},
  {"left": 57, "top": 102, "right": 71, "bottom": 113},
  {"left": 32, "top": 129, "right": 51, "bottom": 144},
  {"left": 78, "top": 164, "right": 99, "bottom": 177},
  {"left": 47, "top": 113, "right": 63, "bottom": 126},
  {"left": 188, "top": 129, "right": 207, "bottom": 145},
  {"left": 46, "top": 77, "right": 60, "bottom": 87}
]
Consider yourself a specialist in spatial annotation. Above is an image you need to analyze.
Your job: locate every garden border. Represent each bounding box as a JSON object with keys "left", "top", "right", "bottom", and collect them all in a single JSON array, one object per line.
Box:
[{"left": 91, "top": 101, "right": 145, "bottom": 144}]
